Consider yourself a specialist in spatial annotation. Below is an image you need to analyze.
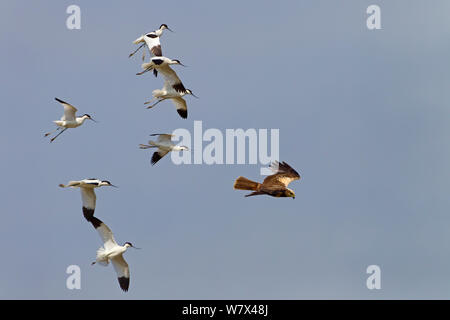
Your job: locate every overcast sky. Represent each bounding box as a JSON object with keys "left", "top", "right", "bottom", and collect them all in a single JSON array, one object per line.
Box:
[{"left": 2, "top": 0, "right": 450, "bottom": 299}]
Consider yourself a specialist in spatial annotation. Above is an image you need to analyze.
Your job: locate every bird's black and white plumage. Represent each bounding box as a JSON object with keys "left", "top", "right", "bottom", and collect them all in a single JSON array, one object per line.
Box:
[
  {"left": 130, "top": 24, "right": 172, "bottom": 62},
  {"left": 89, "top": 217, "right": 138, "bottom": 292},
  {"left": 234, "top": 161, "right": 301, "bottom": 199},
  {"left": 136, "top": 56, "right": 184, "bottom": 77},
  {"left": 44, "top": 98, "right": 97, "bottom": 143},
  {"left": 59, "top": 179, "right": 117, "bottom": 221},
  {"left": 154, "top": 62, "right": 188, "bottom": 93},
  {"left": 144, "top": 68, "right": 198, "bottom": 119},
  {"left": 139, "top": 134, "right": 189, "bottom": 165}
]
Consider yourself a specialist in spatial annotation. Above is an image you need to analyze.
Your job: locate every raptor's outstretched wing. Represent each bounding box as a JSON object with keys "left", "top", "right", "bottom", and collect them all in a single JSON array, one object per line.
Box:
[{"left": 262, "top": 161, "right": 300, "bottom": 188}]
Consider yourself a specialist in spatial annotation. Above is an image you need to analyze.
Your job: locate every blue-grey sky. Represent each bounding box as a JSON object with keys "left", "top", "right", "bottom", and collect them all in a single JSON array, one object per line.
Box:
[{"left": 2, "top": 0, "right": 450, "bottom": 299}]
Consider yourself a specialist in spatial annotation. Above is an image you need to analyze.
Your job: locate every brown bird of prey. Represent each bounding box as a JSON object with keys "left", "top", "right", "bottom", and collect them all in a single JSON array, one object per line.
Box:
[{"left": 233, "top": 161, "right": 300, "bottom": 199}]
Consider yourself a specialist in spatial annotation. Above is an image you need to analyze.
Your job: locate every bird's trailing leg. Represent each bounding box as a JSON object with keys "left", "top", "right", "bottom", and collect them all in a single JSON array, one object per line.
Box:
[
  {"left": 144, "top": 97, "right": 157, "bottom": 105},
  {"left": 50, "top": 128, "right": 68, "bottom": 143},
  {"left": 139, "top": 144, "right": 157, "bottom": 149},
  {"left": 59, "top": 181, "right": 81, "bottom": 188},
  {"left": 128, "top": 43, "right": 145, "bottom": 58},
  {"left": 145, "top": 98, "right": 166, "bottom": 109},
  {"left": 136, "top": 67, "right": 153, "bottom": 76},
  {"left": 44, "top": 127, "right": 60, "bottom": 137}
]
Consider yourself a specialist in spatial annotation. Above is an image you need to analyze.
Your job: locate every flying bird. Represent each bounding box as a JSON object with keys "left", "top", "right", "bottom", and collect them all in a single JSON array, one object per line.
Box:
[
  {"left": 139, "top": 134, "right": 189, "bottom": 165},
  {"left": 89, "top": 216, "right": 139, "bottom": 292},
  {"left": 143, "top": 66, "right": 198, "bottom": 119},
  {"left": 59, "top": 179, "right": 117, "bottom": 221},
  {"left": 129, "top": 24, "right": 173, "bottom": 61},
  {"left": 233, "top": 161, "right": 300, "bottom": 199},
  {"left": 136, "top": 56, "right": 185, "bottom": 77},
  {"left": 44, "top": 98, "right": 97, "bottom": 143}
]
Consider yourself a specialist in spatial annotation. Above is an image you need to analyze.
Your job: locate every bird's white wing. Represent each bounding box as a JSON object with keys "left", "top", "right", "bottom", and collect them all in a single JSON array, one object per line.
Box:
[
  {"left": 143, "top": 34, "right": 162, "bottom": 56},
  {"left": 55, "top": 98, "right": 77, "bottom": 121},
  {"left": 154, "top": 134, "right": 174, "bottom": 143},
  {"left": 159, "top": 66, "right": 186, "bottom": 93},
  {"left": 162, "top": 80, "right": 172, "bottom": 93},
  {"left": 111, "top": 254, "right": 130, "bottom": 292},
  {"left": 80, "top": 187, "right": 96, "bottom": 221},
  {"left": 171, "top": 97, "right": 188, "bottom": 119},
  {"left": 89, "top": 217, "right": 117, "bottom": 250}
]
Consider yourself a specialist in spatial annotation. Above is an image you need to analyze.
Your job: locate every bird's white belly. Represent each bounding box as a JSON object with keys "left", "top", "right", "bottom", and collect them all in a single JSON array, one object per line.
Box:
[
  {"left": 152, "top": 89, "right": 166, "bottom": 98},
  {"left": 54, "top": 120, "right": 79, "bottom": 128},
  {"left": 105, "top": 246, "right": 125, "bottom": 259},
  {"left": 166, "top": 92, "right": 181, "bottom": 98},
  {"left": 152, "top": 89, "right": 180, "bottom": 99},
  {"left": 79, "top": 182, "right": 97, "bottom": 188},
  {"left": 155, "top": 142, "right": 173, "bottom": 150}
]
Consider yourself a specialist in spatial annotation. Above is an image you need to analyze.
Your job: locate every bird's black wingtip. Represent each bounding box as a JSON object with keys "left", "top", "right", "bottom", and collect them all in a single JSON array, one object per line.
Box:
[
  {"left": 151, "top": 152, "right": 162, "bottom": 165},
  {"left": 88, "top": 216, "right": 103, "bottom": 229},
  {"left": 82, "top": 207, "right": 95, "bottom": 222},
  {"left": 177, "top": 109, "right": 188, "bottom": 119},
  {"left": 118, "top": 277, "right": 129, "bottom": 292},
  {"left": 55, "top": 97, "right": 71, "bottom": 105}
]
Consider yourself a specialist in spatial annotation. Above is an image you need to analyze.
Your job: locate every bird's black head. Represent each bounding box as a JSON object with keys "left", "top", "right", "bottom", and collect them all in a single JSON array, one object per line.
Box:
[
  {"left": 186, "top": 89, "right": 199, "bottom": 98},
  {"left": 159, "top": 24, "right": 173, "bottom": 32},
  {"left": 82, "top": 114, "right": 98, "bottom": 122},
  {"left": 172, "top": 59, "right": 186, "bottom": 67},
  {"left": 124, "top": 242, "right": 141, "bottom": 249},
  {"left": 100, "top": 180, "right": 117, "bottom": 188}
]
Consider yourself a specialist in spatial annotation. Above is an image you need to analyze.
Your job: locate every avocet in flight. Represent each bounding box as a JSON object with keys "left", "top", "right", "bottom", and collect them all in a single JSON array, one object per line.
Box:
[
  {"left": 90, "top": 216, "right": 140, "bottom": 292},
  {"left": 140, "top": 133, "right": 189, "bottom": 165},
  {"left": 44, "top": 98, "right": 97, "bottom": 143},
  {"left": 136, "top": 56, "right": 185, "bottom": 77},
  {"left": 59, "top": 179, "right": 117, "bottom": 221},
  {"left": 144, "top": 68, "right": 198, "bottom": 119},
  {"left": 129, "top": 24, "right": 173, "bottom": 61}
]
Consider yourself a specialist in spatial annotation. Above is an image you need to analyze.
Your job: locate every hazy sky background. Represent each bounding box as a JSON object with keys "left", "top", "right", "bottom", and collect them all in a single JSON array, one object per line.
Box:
[{"left": 2, "top": 0, "right": 450, "bottom": 299}]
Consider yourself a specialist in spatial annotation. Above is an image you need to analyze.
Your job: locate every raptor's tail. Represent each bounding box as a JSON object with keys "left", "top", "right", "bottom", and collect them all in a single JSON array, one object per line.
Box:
[{"left": 233, "top": 176, "right": 260, "bottom": 191}]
